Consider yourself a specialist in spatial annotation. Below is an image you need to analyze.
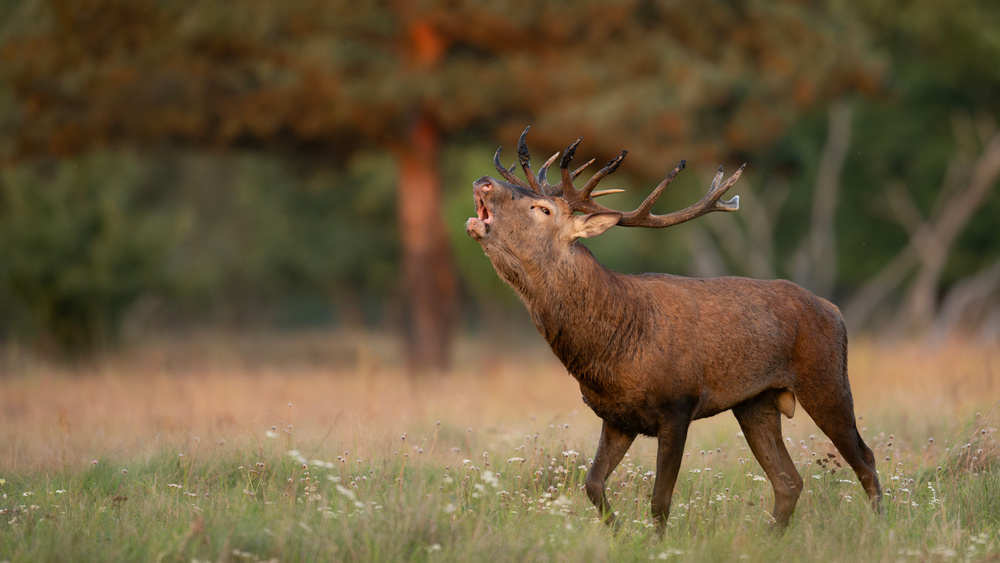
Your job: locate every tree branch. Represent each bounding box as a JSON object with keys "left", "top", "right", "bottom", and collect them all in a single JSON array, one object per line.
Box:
[{"left": 801, "top": 99, "right": 852, "bottom": 298}]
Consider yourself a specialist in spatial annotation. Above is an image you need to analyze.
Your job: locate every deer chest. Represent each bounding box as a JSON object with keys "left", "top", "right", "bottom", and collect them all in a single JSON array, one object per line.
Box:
[{"left": 579, "top": 383, "right": 661, "bottom": 437}]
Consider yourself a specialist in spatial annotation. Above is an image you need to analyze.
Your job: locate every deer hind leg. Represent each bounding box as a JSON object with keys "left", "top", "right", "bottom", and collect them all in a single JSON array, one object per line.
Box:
[
  {"left": 585, "top": 421, "right": 636, "bottom": 527},
  {"left": 799, "top": 396, "right": 882, "bottom": 511},
  {"left": 733, "top": 392, "right": 804, "bottom": 530}
]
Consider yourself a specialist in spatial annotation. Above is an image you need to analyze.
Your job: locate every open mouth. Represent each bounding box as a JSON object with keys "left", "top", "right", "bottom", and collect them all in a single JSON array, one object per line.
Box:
[
  {"left": 467, "top": 178, "right": 494, "bottom": 240},
  {"left": 475, "top": 195, "right": 492, "bottom": 224}
]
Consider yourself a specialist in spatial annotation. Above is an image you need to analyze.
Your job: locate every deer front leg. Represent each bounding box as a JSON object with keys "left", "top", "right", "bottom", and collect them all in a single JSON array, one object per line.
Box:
[
  {"left": 651, "top": 415, "right": 691, "bottom": 533},
  {"left": 585, "top": 421, "right": 636, "bottom": 526}
]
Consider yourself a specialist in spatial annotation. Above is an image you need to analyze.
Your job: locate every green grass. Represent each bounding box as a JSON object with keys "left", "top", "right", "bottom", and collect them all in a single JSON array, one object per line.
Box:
[
  {"left": 2, "top": 411, "right": 998, "bottom": 562},
  {"left": 2, "top": 336, "right": 998, "bottom": 561}
]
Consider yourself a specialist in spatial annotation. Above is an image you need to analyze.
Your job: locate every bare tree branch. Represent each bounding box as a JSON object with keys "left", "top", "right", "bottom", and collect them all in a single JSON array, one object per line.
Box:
[
  {"left": 932, "top": 255, "right": 1000, "bottom": 341},
  {"left": 842, "top": 245, "right": 919, "bottom": 331},
  {"left": 687, "top": 227, "right": 731, "bottom": 278},
  {"left": 795, "top": 100, "right": 852, "bottom": 297},
  {"left": 884, "top": 180, "right": 925, "bottom": 236},
  {"left": 845, "top": 119, "right": 1000, "bottom": 333},
  {"left": 896, "top": 126, "right": 1000, "bottom": 332},
  {"left": 698, "top": 177, "right": 788, "bottom": 280}
]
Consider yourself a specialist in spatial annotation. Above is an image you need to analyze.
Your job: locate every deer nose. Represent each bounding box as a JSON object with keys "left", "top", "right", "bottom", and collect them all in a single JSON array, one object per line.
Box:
[{"left": 473, "top": 176, "right": 494, "bottom": 196}]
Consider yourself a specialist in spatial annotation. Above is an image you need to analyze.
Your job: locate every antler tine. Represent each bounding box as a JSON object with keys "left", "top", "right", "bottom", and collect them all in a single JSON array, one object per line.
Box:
[
  {"left": 557, "top": 150, "right": 628, "bottom": 215},
  {"left": 710, "top": 165, "right": 724, "bottom": 192},
  {"left": 592, "top": 189, "right": 626, "bottom": 197},
  {"left": 712, "top": 163, "right": 746, "bottom": 198},
  {"left": 517, "top": 127, "right": 544, "bottom": 194},
  {"left": 552, "top": 138, "right": 629, "bottom": 213},
  {"left": 493, "top": 146, "right": 530, "bottom": 189},
  {"left": 578, "top": 150, "right": 628, "bottom": 200},
  {"left": 618, "top": 163, "right": 745, "bottom": 228},
  {"left": 713, "top": 163, "right": 745, "bottom": 208},
  {"left": 627, "top": 160, "right": 686, "bottom": 218},
  {"left": 537, "top": 152, "right": 562, "bottom": 195},
  {"left": 570, "top": 159, "right": 596, "bottom": 181},
  {"left": 559, "top": 137, "right": 582, "bottom": 188}
]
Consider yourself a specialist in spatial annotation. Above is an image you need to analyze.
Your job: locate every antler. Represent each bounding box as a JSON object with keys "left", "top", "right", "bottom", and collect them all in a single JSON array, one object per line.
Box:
[
  {"left": 494, "top": 127, "right": 623, "bottom": 200},
  {"left": 551, "top": 130, "right": 744, "bottom": 228},
  {"left": 493, "top": 127, "right": 544, "bottom": 192},
  {"left": 497, "top": 127, "right": 744, "bottom": 228},
  {"left": 617, "top": 162, "right": 744, "bottom": 228}
]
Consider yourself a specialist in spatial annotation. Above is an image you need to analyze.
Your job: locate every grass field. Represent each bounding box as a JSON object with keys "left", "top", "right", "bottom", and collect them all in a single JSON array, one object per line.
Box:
[{"left": 1, "top": 331, "right": 998, "bottom": 562}]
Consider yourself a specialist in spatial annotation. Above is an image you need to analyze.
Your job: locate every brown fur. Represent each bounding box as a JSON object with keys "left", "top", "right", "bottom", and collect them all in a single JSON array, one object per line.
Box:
[{"left": 466, "top": 138, "right": 882, "bottom": 532}]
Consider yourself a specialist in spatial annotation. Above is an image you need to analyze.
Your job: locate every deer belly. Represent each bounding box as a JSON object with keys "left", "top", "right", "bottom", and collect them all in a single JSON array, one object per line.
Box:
[{"left": 580, "top": 388, "right": 661, "bottom": 437}]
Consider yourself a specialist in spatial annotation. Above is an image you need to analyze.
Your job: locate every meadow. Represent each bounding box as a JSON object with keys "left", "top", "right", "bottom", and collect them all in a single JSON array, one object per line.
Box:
[{"left": 1, "top": 330, "right": 998, "bottom": 562}]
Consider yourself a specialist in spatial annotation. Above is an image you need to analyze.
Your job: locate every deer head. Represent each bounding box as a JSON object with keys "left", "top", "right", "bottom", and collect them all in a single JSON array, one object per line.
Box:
[{"left": 466, "top": 127, "right": 745, "bottom": 292}]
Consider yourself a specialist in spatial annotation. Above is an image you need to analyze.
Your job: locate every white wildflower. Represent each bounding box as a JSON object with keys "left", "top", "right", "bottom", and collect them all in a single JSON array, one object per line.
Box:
[
  {"left": 335, "top": 484, "right": 357, "bottom": 501},
  {"left": 482, "top": 471, "right": 499, "bottom": 488}
]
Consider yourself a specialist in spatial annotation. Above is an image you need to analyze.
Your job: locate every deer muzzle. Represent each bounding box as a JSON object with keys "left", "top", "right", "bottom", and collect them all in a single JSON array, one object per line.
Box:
[{"left": 467, "top": 177, "right": 495, "bottom": 240}]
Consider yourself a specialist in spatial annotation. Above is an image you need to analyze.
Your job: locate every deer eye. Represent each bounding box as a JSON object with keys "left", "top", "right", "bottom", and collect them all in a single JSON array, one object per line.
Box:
[{"left": 532, "top": 205, "right": 551, "bottom": 216}]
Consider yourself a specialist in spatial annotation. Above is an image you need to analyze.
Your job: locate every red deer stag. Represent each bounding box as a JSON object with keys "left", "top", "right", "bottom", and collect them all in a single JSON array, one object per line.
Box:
[{"left": 465, "top": 127, "right": 882, "bottom": 532}]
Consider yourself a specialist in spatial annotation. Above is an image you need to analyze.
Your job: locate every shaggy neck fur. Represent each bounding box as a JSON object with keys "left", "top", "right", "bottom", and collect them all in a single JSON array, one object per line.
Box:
[{"left": 490, "top": 241, "right": 649, "bottom": 390}]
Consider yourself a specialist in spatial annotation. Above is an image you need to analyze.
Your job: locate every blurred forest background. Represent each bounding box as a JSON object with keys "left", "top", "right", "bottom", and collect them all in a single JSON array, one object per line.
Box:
[{"left": 0, "top": 0, "right": 998, "bottom": 372}]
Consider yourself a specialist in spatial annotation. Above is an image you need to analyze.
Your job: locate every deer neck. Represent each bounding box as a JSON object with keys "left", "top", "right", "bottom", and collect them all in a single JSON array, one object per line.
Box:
[{"left": 519, "top": 244, "right": 641, "bottom": 382}]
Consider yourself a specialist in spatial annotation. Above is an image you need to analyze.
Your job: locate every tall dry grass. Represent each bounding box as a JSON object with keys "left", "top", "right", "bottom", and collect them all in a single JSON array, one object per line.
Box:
[
  {"left": 1, "top": 330, "right": 998, "bottom": 561},
  {"left": 2, "top": 330, "right": 996, "bottom": 474},
  {"left": 1, "top": 329, "right": 587, "bottom": 474}
]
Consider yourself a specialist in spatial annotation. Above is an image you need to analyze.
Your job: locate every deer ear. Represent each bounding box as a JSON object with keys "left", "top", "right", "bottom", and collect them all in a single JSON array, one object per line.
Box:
[{"left": 570, "top": 212, "right": 621, "bottom": 239}]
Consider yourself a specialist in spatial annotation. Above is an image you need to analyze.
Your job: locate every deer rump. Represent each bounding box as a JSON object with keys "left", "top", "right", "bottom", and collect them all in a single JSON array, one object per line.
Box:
[{"left": 466, "top": 127, "right": 882, "bottom": 532}]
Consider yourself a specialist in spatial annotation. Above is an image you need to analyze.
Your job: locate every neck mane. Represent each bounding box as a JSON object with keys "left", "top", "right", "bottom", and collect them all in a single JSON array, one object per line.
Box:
[{"left": 503, "top": 243, "right": 646, "bottom": 387}]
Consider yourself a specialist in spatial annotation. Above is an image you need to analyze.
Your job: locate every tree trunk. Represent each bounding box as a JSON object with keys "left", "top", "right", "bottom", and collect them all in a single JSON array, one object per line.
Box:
[{"left": 395, "top": 116, "right": 457, "bottom": 374}]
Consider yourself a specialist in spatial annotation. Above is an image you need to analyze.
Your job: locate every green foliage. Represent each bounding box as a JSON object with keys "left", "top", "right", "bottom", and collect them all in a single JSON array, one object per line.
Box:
[
  {"left": 0, "top": 150, "right": 400, "bottom": 354},
  {"left": 161, "top": 151, "right": 399, "bottom": 325},
  {"left": 842, "top": 0, "right": 1000, "bottom": 287},
  {"left": 0, "top": 0, "right": 881, "bottom": 164},
  {"left": 0, "top": 153, "right": 175, "bottom": 354},
  {"left": 0, "top": 0, "right": 998, "bottom": 347}
]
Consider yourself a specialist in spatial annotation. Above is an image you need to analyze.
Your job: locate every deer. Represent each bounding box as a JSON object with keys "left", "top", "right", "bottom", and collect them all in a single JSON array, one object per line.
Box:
[{"left": 465, "top": 127, "right": 882, "bottom": 533}]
